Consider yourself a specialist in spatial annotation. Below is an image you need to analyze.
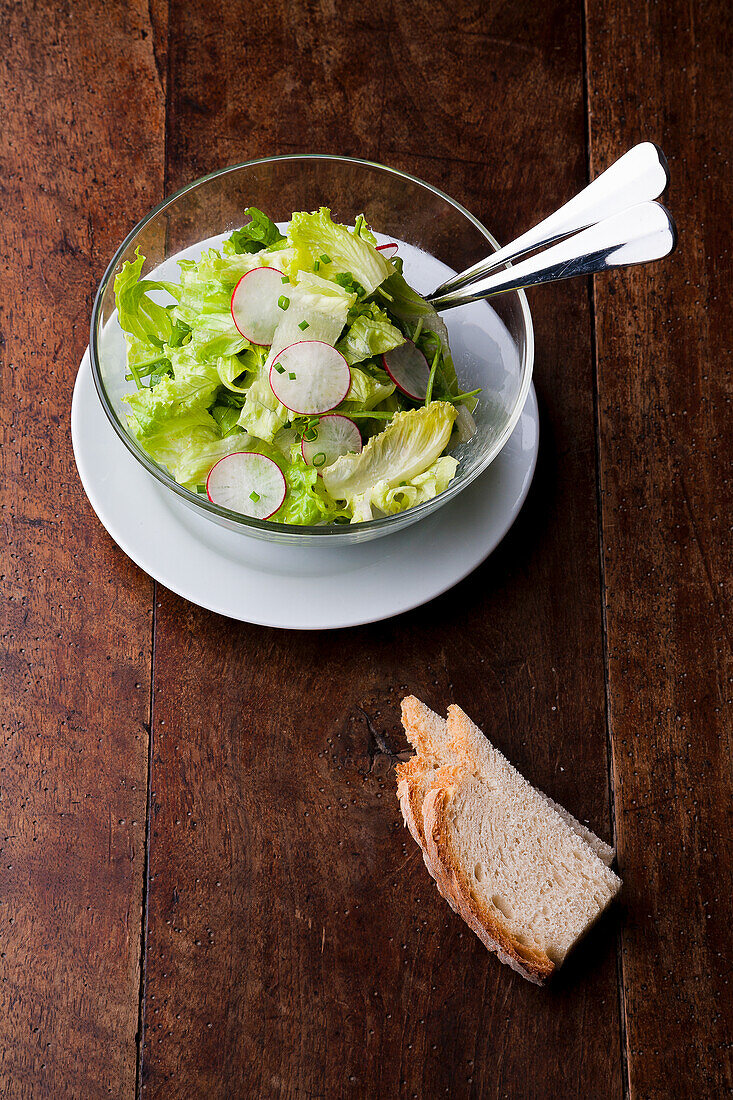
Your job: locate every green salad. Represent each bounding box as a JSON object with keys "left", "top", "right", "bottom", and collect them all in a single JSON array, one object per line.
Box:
[{"left": 115, "top": 207, "right": 478, "bottom": 525}]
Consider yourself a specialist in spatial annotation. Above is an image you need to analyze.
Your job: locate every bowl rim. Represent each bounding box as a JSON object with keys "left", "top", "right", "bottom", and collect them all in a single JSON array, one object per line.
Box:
[{"left": 89, "top": 153, "right": 534, "bottom": 538}]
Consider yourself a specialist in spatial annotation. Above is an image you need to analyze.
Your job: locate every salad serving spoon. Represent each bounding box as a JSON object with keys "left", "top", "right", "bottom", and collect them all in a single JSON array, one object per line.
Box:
[{"left": 427, "top": 142, "right": 676, "bottom": 310}]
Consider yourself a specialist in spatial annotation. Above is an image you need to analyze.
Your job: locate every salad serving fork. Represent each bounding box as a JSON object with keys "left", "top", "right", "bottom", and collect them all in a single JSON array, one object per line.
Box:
[{"left": 428, "top": 142, "right": 677, "bottom": 310}]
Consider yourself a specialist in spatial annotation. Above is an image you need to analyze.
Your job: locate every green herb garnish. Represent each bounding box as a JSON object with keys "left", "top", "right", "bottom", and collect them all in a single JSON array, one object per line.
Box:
[{"left": 425, "top": 347, "right": 441, "bottom": 406}]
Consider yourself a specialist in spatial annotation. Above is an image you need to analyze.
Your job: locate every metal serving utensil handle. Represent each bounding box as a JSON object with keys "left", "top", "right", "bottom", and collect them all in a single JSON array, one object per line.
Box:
[
  {"left": 428, "top": 201, "right": 677, "bottom": 310},
  {"left": 430, "top": 142, "right": 670, "bottom": 299}
]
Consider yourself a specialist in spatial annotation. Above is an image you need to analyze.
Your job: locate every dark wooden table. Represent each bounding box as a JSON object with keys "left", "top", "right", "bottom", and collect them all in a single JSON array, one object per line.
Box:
[{"left": 2, "top": 1, "right": 731, "bottom": 1096}]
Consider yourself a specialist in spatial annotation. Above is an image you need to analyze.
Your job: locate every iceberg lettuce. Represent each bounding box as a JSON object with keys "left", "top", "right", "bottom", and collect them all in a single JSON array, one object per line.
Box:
[
  {"left": 340, "top": 365, "right": 395, "bottom": 410},
  {"left": 114, "top": 248, "right": 180, "bottom": 345},
  {"left": 216, "top": 344, "right": 266, "bottom": 392},
  {"left": 188, "top": 310, "right": 248, "bottom": 361},
  {"left": 114, "top": 210, "right": 471, "bottom": 525},
  {"left": 336, "top": 301, "right": 404, "bottom": 365},
  {"left": 123, "top": 353, "right": 219, "bottom": 436},
  {"left": 323, "top": 402, "right": 457, "bottom": 508},
  {"left": 228, "top": 207, "right": 285, "bottom": 254},
  {"left": 287, "top": 208, "right": 393, "bottom": 294},
  {"left": 236, "top": 360, "right": 289, "bottom": 442},
  {"left": 140, "top": 409, "right": 248, "bottom": 487},
  {"left": 349, "top": 455, "right": 458, "bottom": 522}
]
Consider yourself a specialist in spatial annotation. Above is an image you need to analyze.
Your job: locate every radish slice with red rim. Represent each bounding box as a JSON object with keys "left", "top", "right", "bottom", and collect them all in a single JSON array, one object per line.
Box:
[
  {"left": 301, "top": 414, "right": 362, "bottom": 473},
  {"left": 376, "top": 242, "right": 398, "bottom": 259},
  {"left": 270, "top": 340, "right": 351, "bottom": 415},
  {"left": 382, "top": 340, "right": 430, "bottom": 401},
  {"left": 231, "top": 267, "right": 287, "bottom": 346},
  {"left": 206, "top": 452, "right": 286, "bottom": 519}
]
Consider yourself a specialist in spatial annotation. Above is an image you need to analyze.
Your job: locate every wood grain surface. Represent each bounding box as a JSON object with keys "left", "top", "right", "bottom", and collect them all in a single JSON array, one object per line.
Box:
[
  {"left": 0, "top": 2, "right": 164, "bottom": 1096},
  {"left": 140, "top": 2, "right": 621, "bottom": 1098},
  {"left": 0, "top": 0, "right": 729, "bottom": 1097},
  {"left": 586, "top": 0, "right": 733, "bottom": 1094}
]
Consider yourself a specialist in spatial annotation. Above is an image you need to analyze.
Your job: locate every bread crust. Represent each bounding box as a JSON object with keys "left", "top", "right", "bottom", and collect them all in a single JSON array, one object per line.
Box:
[
  {"left": 400, "top": 696, "right": 444, "bottom": 759},
  {"left": 395, "top": 758, "right": 458, "bottom": 913},
  {"left": 422, "top": 780, "right": 555, "bottom": 985}
]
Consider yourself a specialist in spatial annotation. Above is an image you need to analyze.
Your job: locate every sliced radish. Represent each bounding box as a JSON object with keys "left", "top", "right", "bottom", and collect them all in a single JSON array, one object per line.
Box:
[
  {"left": 301, "top": 414, "right": 362, "bottom": 473},
  {"left": 206, "top": 452, "right": 286, "bottom": 519},
  {"left": 382, "top": 340, "right": 430, "bottom": 401},
  {"left": 376, "top": 242, "right": 398, "bottom": 260},
  {"left": 231, "top": 267, "right": 287, "bottom": 346},
  {"left": 269, "top": 341, "right": 351, "bottom": 415}
]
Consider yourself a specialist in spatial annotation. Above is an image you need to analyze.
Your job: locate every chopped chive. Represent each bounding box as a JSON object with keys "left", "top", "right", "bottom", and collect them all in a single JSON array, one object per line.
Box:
[
  {"left": 451, "top": 387, "right": 482, "bottom": 403},
  {"left": 413, "top": 317, "right": 424, "bottom": 344},
  {"left": 249, "top": 490, "right": 261, "bottom": 502},
  {"left": 196, "top": 484, "right": 206, "bottom": 494},
  {"left": 281, "top": 275, "right": 290, "bottom": 284},
  {"left": 304, "top": 426, "right": 318, "bottom": 442},
  {"left": 274, "top": 363, "right": 285, "bottom": 374},
  {"left": 314, "top": 260, "right": 320, "bottom": 272},
  {"left": 278, "top": 295, "right": 290, "bottom": 310},
  {"left": 425, "top": 347, "right": 441, "bottom": 406},
  {"left": 288, "top": 372, "right": 296, "bottom": 380},
  {"left": 313, "top": 452, "right": 327, "bottom": 468},
  {"left": 298, "top": 319, "right": 310, "bottom": 331},
  {"left": 320, "top": 253, "right": 331, "bottom": 264}
]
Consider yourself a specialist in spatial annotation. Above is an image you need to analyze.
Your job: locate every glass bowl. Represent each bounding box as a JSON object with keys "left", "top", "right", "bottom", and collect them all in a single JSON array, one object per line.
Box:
[{"left": 90, "top": 155, "right": 534, "bottom": 546}]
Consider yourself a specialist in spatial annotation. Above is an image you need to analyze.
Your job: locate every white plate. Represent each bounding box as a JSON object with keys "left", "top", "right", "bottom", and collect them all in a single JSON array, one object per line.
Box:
[{"left": 72, "top": 352, "right": 538, "bottom": 629}]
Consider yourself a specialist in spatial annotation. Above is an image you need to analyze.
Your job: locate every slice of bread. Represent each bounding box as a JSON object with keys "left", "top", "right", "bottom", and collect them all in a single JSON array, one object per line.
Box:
[
  {"left": 396, "top": 697, "right": 621, "bottom": 984},
  {"left": 400, "top": 697, "right": 614, "bottom": 866}
]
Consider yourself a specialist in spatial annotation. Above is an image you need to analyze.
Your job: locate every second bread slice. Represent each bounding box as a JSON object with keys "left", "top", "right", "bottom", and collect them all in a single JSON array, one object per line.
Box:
[{"left": 423, "top": 768, "right": 621, "bottom": 983}]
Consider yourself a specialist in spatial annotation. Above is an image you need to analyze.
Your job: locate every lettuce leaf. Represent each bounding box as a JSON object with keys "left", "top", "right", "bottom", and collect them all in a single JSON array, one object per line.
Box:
[
  {"left": 114, "top": 248, "right": 180, "bottom": 344},
  {"left": 336, "top": 301, "right": 404, "bottom": 365},
  {"left": 273, "top": 456, "right": 322, "bottom": 525},
  {"left": 187, "top": 311, "right": 248, "bottom": 361},
  {"left": 236, "top": 359, "right": 289, "bottom": 442},
  {"left": 323, "top": 402, "right": 457, "bottom": 508},
  {"left": 287, "top": 208, "right": 393, "bottom": 294},
  {"left": 340, "top": 365, "right": 395, "bottom": 410},
  {"left": 210, "top": 404, "right": 242, "bottom": 436},
  {"left": 123, "top": 339, "right": 223, "bottom": 435},
  {"left": 216, "top": 344, "right": 266, "bottom": 392},
  {"left": 351, "top": 455, "right": 458, "bottom": 521},
  {"left": 139, "top": 409, "right": 248, "bottom": 487},
  {"left": 228, "top": 207, "right": 285, "bottom": 254},
  {"left": 115, "top": 249, "right": 183, "bottom": 387}
]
